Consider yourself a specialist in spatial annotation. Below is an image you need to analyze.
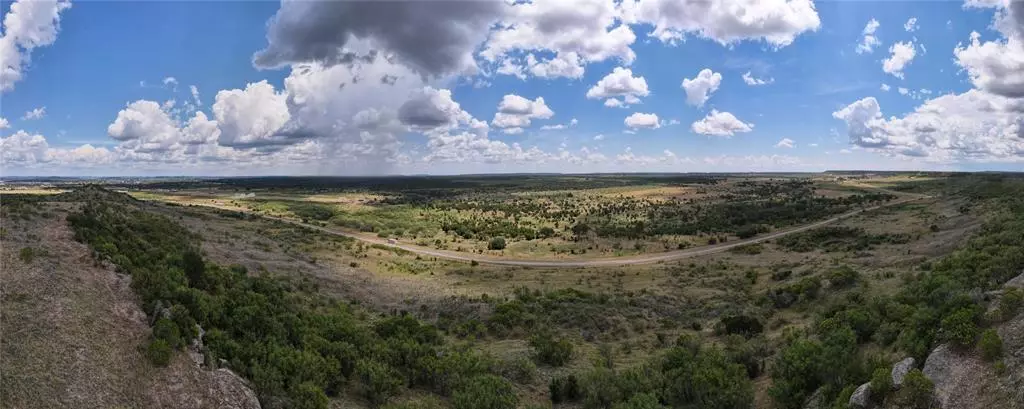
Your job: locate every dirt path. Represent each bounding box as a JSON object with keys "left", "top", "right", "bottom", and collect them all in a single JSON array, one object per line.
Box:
[{"left": 145, "top": 189, "right": 928, "bottom": 268}]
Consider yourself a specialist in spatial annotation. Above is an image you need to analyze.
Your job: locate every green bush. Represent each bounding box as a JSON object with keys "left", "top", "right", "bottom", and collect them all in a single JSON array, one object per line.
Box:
[
  {"left": 488, "top": 236, "right": 506, "bottom": 250},
  {"left": 355, "top": 359, "right": 403, "bottom": 406},
  {"left": 893, "top": 369, "right": 934, "bottom": 409},
  {"left": 978, "top": 329, "right": 1003, "bottom": 361},
  {"left": 719, "top": 315, "right": 763, "bottom": 338},
  {"left": 496, "top": 356, "right": 536, "bottom": 383},
  {"left": 290, "top": 381, "right": 329, "bottom": 409},
  {"left": 826, "top": 266, "right": 860, "bottom": 288},
  {"left": 549, "top": 374, "right": 580, "bottom": 404},
  {"left": 940, "top": 307, "right": 979, "bottom": 348},
  {"left": 869, "top": 366, "right": 892, "bottom": 402},
  {"left": 452, "top": 375, "right": 517, "bottom": 409},
  {"left": 153, "top": 318, "right": 183, "bottom": 349},
  {"left": 612, "top": 393, "right": 664, "bottom": 409},
  {"left": 530, "top": 332, "right": 574, "bottom": 367},
  {"left": 146, "top": 339, "right": 173, "bottom": 367}
]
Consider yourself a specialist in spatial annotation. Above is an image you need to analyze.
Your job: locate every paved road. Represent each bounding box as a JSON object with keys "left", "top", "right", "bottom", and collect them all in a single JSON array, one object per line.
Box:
[{"left": 153, "top": 190, "right": 928, "bottom": 268}]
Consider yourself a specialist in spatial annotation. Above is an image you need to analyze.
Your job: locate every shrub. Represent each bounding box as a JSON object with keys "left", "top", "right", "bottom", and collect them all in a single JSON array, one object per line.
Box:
[
  {"left": 612, "top": 393, "right": 664, "bottom": 409},
  {"left": 153, "top": 318, "right": 183, "bottom": 349},
  {"left": 291, "top": 381, "right": 329, "bottom": 409},
  {"left": 355, "top": 359, "right": 403, "bottom": 406},
  {"left": 146, "top": 339, "right": 173, "bottom": 366},
  {"left": 452, "top": 375, "right": 517, "bottom": 409},
  {"left": 549, "top": 374, "right": 580, "bottom": 403},
  {"left": 719, "top": 315, "right": 763, "bottom": 338},
  {"left": 18, "top": 247, "right": 34, "bottom": 263},
  {"left": 893, "top": 369, "right": 934, "bottom": 409},
  {"left": 488, "top": 236, "right": 506, "bottom": 250},
  {"left": 182, "top": 249, "right": 205, "bottom": 288},
  {"left": 826, "top": 266, "right": 860, "bottom": 288},
  {"left": 940, "top": 307, "right": 979, "bottom": 348},
  {"left": 530, "top": 332, "right": 574, "bottom": 367},
  {"left": 977, "top": 329, "right": 1003, "bottom": 361},
  {"left": 539, "top": 227, "right": 555, "bottom": 238},
  {"left": 869, "top": 366, "right": 893, "bottom": 402},
  {"left": 496, "top": 357, "right": 536, "bottom": 383},
  {"left": 381, "top": 397, "right": 446, "bottom": 409}
]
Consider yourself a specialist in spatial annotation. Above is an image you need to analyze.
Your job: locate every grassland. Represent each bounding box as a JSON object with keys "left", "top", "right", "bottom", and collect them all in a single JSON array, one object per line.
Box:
[{"left": 3, "top": 172, "right": 1022, "bottom": 409}]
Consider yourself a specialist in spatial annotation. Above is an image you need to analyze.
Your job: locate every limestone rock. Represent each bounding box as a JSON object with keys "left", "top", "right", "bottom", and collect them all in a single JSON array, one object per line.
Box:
[
  {"left": 802, "top": 386, "right": 827, "bottom": 409},
  {"left": 211, "top": 368, "right": 261, "bottom": 409},
  {"left": 892, "top": 357, "right": 916, "bottom": 388},
  {"left": 849, "top": 382, "right": 871, "bottom": 408}
]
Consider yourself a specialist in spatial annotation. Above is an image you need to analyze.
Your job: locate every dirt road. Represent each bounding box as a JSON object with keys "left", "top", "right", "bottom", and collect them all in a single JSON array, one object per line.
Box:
[{"left": 147, "top": 190, "right": 927, "bottom": 268}]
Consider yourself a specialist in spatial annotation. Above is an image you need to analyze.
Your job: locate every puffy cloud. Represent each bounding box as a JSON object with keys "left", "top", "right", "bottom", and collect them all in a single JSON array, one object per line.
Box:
[
  {"left": 742, "top": 71, "right": 773, "bottom": 86},
  {"left": 681, "top": 68, "right": 722, "bottom": 107},
  {"left": 955, "top": 31, "right": 1024, "bottom": 98},
  {"left": 0, "top": 0, "right": 72, "bottom": 93},
  {"left": 163, "top": 76, "right": 178, "bottom": 89},
  {"left": 1, "top": 130, "right": 49, "bottom": 164},
  {"left": 619, "top": 0, "right": 821, "bottom": 47},
  {"left": 586, "top": 67, "right": 649, "bottom": 104},
  {"left": 492, "top": 94, "right": 555, "bottom": 130},
  {"left": 624, "top": 112, "right": 660, "bottom": 129},
  {"left": 212, "top": 81, "right": 291, "bottom": 147},
  {"left": 1, "top": 130, "right": 114, "bottom": 167},
  {"left": 856, "top": 18, "right": 881, "bottom": 54},
  {"left": 525, "top": 52, "right": 586, "bottom": 79},
  {"left": 691, "top": 110, "right": 753, "bottom": 136},
  {"left": 399, "top": 87, "right": 472, "bottom": 129},
  {"left": 593, "top": 134, "right": 605, "bottom": 141},
  {"left": 881, "top": 83, "right": 891, "bottom": 91},
  {"left": 0, "top": 117, "right": 8, "bottom": 129},
  {"left": 832, "top": 91, "right": 1024, "bottom": 161},
  {"left": 107, "top": 100, "right": 182, "bottom": 151},
  {"left": 482, "top": 0, "right": 635, "bottom": 79},
  {"left": 904, "top": 17, "right": 918, "bottom": 32},
  {"left": 22, "top": 106, "right": 45, "bottom": 120},
  {"left": 254, "top": 1, "right": 505, "bottom": 78},
  {"left": 882, "top": 41, "right": 916, "bottom": 79},
  {"left": 775, "top": 137, "right": 795, "bottom": 148}
]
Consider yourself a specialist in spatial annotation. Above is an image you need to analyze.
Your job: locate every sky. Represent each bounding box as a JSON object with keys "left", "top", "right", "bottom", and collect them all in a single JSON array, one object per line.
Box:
[{"left": 0, "top": 0, "right": 1022, "bottom": 176}]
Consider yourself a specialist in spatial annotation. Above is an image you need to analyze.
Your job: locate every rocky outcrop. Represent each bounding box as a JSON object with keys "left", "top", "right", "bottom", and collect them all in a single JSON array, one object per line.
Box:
[
  {"left": 211, "top": 368, "right": 262, "bottom": 409},
  {"left": 892, "top": 357, "right": 915, "bottom": 388},
  {"left": 802, "top": 386, "right": 827, "bottom": 409},
  {"left": 922, "top": 342, "right": 1018, "bottom": 409},
  {"left": 849, "top": 382, "right": 871, "bottom": 408},
  {"left": 1004, "top": 271, "right": 1024, "bottom": 289}
]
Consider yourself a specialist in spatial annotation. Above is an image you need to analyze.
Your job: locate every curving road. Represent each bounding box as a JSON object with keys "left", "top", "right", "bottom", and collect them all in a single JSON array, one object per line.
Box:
[{"left": 149, "top": 189, "right": 928, "bottom": 268}]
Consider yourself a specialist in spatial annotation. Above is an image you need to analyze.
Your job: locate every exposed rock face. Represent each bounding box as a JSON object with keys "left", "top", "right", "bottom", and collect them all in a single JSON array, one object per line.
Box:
[
  {"left": 849, "top": 382, "right": 871, "bottom": 408},
  {"left": 892, "top": 357, "right": 916, "bottom": 388},
  {"left": 211, "top": 368, "right": 262, "bottom": 409},
  {"left": 923, "top": 342, "right": 1019, "bottom": 409},
  {"left": 802, "top": 386, "right": 827, "bottom": 409},
  {"left": 1004, "top": 271, "right": 1024, "bottom": 289}
]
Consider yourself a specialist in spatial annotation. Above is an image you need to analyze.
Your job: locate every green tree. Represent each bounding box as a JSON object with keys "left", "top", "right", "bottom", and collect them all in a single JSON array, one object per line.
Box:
[
  {"left": 612, "top": 393, "right": 664, "bottom": 409},
  {"left": 182, "top": 249, "right": 205, "bottom": 288},
  {"left": 452, "top": 375, "right": 518, "bottom": 409},
  {"left": 290, "top": 382, "right": 329, "bottom": 409},
  {"left": 146, "top": 339, "right": 173, "bottom": 366},
  {"left": 977, "top": 329, "right": 1003, "bottom": 361},
  {"left": 488, "top": 236, "right": 507, "bottom": 250},
  {"left": 869, "top": 366, "right": 893, "bottom": 403},
  {"left": 893, "top": 369, "right": 934, "bottom": 409},
  {"left": 530, "top": 332, "right": 574, "bottom": 366},
  {"left": 940, "top": 307, "right": 979, "bottom": 348},
  {"left": 355, "top": 359, "right": 403, "bottom": 406}
]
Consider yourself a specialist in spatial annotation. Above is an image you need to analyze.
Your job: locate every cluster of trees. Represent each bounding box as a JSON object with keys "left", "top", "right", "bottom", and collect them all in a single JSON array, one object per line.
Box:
[
  {"left": 65, "top": 195, "right": 522, "bottom": 409},
  {"left": 776, "top": 226, "right": 911, "bottom": 253},
  {"left": 548, "top": 335, "right": 755, "bottom": 409},
  {"left": 589, "top": 192, "right": 893, "bottom": 240}
]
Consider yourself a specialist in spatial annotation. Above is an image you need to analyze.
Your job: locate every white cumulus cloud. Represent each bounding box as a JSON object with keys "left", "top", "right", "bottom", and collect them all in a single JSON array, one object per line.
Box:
[
  {"left": 882, "top": 41, "right": 916, "bottom": 79},
  {"left": 856, "top": 18, "right": 881, "bottom": 54},
  {"left": 691, "top": 110, "right": 753, "bottom": 136},
  {"left": 681, "top": 68, "right": 722, "bottom": 107},
  {"left": 624, "top": 112, "right": 660, "bottom": 129},
  {"left": 0, "top": 0, "right": 73, "bottom": 93}
]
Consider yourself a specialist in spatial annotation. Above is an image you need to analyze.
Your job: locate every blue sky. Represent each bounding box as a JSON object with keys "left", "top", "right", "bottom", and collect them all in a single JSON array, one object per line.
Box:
[{"left": 1, "top": 0, "right": 1022, "bottom": 176}]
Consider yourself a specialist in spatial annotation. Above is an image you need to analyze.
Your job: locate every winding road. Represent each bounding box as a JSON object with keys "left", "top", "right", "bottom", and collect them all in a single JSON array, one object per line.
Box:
[{"left": 150, "top": 188, "right": 928, "bottom": 268}]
